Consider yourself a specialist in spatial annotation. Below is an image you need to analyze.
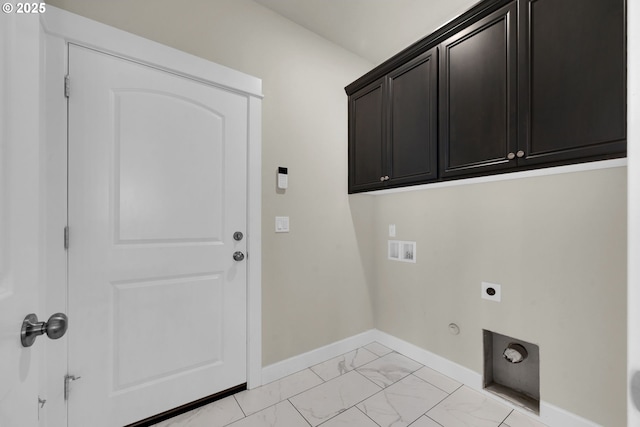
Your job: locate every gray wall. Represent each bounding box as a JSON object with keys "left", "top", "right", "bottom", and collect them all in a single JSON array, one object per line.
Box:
[{"left": 369, "top": 167, "right": 627, "bottom": 426}]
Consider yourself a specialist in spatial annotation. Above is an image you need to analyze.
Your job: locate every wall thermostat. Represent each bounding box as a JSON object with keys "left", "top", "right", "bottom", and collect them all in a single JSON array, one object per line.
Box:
[{"left": 278, "top": 167, "right": 288, "bottom": 189}]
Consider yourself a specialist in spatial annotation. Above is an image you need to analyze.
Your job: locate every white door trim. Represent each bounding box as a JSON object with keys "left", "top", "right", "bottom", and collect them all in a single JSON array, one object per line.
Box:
[
  {"left": 41, "top": 7, "right": 262, "bottom": 425},
  {"left": 40, "top": 8, "right": 262, "bottom": 98}
]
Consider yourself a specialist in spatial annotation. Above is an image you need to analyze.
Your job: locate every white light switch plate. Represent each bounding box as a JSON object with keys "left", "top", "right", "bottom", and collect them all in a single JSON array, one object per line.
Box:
[
  {"left": 275, "top": 216, "right": 289, "bottom": 233},
  {"left": 481, "top": 282, "right": 501, "bottom": 302}
]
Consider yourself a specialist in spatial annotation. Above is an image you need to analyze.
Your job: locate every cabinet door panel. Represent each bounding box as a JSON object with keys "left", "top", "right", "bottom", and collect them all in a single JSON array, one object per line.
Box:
[
  {"left": 518, "top": 0, "right": 625, "bottom": 164},
  {"left": 349, "top": 79, "right": 385, "bottom": 192},
  {"left": 388, "top": 48, "right": 438, "bottom": 186},
  {"left": 440, "top": 2, "right": 517, "bottom": 178}
]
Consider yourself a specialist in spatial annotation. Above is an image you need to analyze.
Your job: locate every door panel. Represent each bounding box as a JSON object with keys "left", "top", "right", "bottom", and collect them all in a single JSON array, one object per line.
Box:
[
  {"left": 115, "top": 90, "right": 224, "bottom": 243},
  {"left": 113, "top": 274, "right": 224, "bottom": 390},
  {"left": 68, "top": 44, "right": 248, "bottom": 427}
]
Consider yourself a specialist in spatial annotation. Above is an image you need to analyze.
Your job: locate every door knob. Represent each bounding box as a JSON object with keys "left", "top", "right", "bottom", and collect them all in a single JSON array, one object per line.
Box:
[
  {"left": 233, "top": 231, "right": 244, "bottom": 241},
  {"left": 21, "top": 312, "right": 68, "bottom": 347},
  {"left": 233, "top": 251, "right": 245, "bottom": 261}
]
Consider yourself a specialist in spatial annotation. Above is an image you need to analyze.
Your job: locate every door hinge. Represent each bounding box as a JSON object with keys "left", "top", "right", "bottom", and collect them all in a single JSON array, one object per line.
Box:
[
  {"left": 64, "top": 226, "right": 69, "bottom": 250},
  {"left": 38, "top": 396, "right": 46, "bottom": 421},
  {"left": 64, "top": 75, "right": 70, "bottom": 98},
  {"left": 64, "top": 374, "right": 81, "bottom": 401}
]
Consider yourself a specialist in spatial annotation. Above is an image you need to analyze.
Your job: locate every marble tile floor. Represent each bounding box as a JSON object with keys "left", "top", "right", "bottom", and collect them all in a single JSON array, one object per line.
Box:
[{"left": 153, "top": 342, "right": 548, "bottom": 427}]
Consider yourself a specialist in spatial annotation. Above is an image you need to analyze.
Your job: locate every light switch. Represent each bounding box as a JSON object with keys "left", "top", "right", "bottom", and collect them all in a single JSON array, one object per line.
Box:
[
  {"left": 275, "top": 216, "right": 289, "bottom": 233},
  {"left": 389, "top": 224, "right": 396, "bottom": 237}
]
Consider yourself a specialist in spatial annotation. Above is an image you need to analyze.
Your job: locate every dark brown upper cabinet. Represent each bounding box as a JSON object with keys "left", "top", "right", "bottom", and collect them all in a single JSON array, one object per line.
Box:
[
  {"left": 349, "top": 49, "right": 438, "bottom": 193},
  {"left": 517, "top": 0, "right": 626, "bottom": 165},
  {"left": 349, "top": 78, "right": 385, "bottom": 192},
  {"left": 346, "top": 0, "right": 626, "bottom": 192},
  {"left": 439, "top": 2, "right": 517, "bottom": 178},
  {"left": 387, "top": 49, "right": 439, "bottom": 187}
]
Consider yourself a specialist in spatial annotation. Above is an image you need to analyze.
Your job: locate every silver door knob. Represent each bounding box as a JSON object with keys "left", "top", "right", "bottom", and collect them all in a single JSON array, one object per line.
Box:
[
  {"left": 380, "top": 176, "right": 385, "bottom": 182},
  {"left": 21, "top": 312, "right": 68, "bottom": 347},
  {"left": 507, "top": 152, "right": 516, "bottom": 160},
  {"left": 233, "top": 231, "right": 244, "bottom": 241},
  {"left": 233, "top": 251, "right": 245, "bottom": 261},
  {"left": 516, "top": 150, "right": 525, "bottom": 158}
]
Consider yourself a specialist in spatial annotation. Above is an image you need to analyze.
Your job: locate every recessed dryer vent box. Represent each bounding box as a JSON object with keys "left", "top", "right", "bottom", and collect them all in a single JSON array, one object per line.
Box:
[{"left": 483, "top": 330, "right": 540, "bottom": 414}]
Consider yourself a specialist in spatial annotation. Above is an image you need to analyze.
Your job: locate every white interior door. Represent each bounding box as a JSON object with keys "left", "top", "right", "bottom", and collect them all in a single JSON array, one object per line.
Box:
[
  {"left": 67, "top": 44, "right": 248, "bottom": 426},
  {"left": 0, "top": 11, "right": 45, "bottom": 427}
]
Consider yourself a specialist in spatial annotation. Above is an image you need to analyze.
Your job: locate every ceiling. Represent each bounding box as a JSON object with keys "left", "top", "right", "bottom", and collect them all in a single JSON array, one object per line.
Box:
[{"left": 253, "top": 0, "right": 477, "bottom": 65}]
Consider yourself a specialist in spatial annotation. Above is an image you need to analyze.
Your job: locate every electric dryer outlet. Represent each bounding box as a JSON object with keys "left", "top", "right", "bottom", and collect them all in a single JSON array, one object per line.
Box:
[{"left": 481, "top": 282, "right": 501, "bottom": 302}]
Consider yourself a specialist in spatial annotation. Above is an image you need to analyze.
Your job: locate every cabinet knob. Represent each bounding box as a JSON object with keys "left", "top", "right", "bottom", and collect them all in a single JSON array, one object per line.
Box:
[
  {"left": 380, "top": 176, "right": 385, "bottom": 182},
  {"left": 516, "top": 150, "right": 525, "bottom": 158},
  {"left": 507, "top": 152, "right": 515, "bottom": 160},
  {"left": 384, "top": 176, "right": 390, "bottom": 181}
]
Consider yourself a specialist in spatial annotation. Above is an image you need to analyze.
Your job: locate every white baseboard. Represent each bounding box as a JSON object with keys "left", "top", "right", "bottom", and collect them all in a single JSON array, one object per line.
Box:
[
  {"left": 260, "top": 329, "right": 378, "bottom": 385},
  {"left": 370, "top": 330, "right": 482, "bottom": 389},
  {"left": 261, "top": 329, "right": 601, "bottom": 427},
  {"left": 538, "top": 401, "right": 602, "bottom": 427}
]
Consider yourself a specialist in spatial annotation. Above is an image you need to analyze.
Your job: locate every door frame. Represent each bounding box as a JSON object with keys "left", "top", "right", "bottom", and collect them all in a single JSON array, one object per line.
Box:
[
  {"left": 629, "top": 1, "right": 640, "bottom": 426},
  {"left": 41, "top": 6, "right": 262, "bottom": 426}
]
